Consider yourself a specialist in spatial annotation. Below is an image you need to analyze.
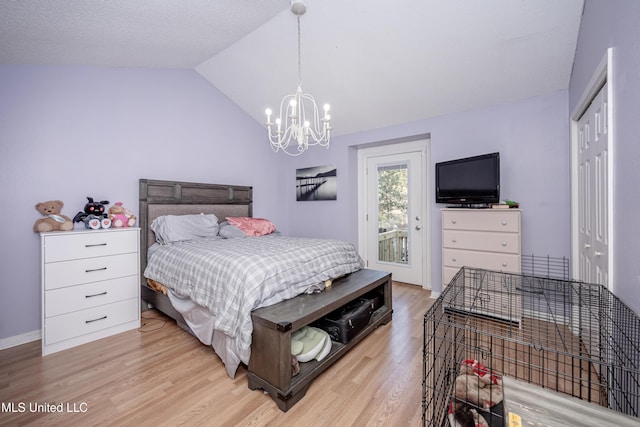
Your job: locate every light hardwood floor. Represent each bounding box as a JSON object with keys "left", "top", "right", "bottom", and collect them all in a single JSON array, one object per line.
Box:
[{"left": 0, "top": 282, "right": 434, "bottom": 426}]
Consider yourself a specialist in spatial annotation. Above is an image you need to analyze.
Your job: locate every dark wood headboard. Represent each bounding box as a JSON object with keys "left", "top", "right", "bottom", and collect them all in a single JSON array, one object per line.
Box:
[{"left": 138, "top": 179, "right": 253, "bottom": 281}]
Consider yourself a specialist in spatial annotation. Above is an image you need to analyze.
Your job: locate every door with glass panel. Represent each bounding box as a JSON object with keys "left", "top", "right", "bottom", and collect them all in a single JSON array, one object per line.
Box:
[{"left": 366, "top": 151, "right": 424, "bottom": 285}]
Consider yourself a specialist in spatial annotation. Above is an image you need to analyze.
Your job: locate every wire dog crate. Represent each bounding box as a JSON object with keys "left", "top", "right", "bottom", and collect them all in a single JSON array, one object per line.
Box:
[{"left": 422, "top": 267, "right": 640, "bottom": 426}]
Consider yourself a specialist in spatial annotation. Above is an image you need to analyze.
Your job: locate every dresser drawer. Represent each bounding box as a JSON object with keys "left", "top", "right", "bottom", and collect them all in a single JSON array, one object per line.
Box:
[
  {"left": 442, "top": 248, "right": 521, "bottom": 272},
  {"left": 442, "top": 229, "right": 520, "bottom": 254},
  {"left": 44, "top": 252, "right": 138, "bottom": 290},
  {"left": 45, "top": 275, "right": 138, "bottom": 318},
  {"left": 44, "top": 298, "right": 139, "bottom": 346},
  {"left": 43, "top": 229, "right": 138, "bottom": 263},
  {"left": 443, "top": 266, "right": 463, "bottom": 286},
  {"left": 442, "top": 210, "right": 520, "bottom": 232}
]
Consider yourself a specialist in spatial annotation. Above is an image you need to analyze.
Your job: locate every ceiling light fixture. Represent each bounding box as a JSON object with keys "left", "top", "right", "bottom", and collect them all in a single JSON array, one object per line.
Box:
[{"left": 265, "top": 0, "right": 331, "bottom": 156}]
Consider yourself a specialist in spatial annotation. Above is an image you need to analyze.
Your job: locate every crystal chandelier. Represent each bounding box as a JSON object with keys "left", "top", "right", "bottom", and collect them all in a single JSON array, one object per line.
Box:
[{"left": 265, "top": 0, "right": 331, "bottom": 156}]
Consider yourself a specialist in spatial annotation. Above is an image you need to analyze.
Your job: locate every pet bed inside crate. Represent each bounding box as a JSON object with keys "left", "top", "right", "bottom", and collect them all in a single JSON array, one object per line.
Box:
[{"left": 422, "top": 267, "right": 640, "bottom": 427}]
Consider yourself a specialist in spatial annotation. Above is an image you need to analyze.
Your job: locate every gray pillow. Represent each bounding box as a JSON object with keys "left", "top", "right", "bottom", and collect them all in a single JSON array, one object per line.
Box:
[
  {"left": 218, "top": 221, "right": 247, "bottom": 239},
  {"left": 150, "top": 214, "right": 219, "bottom": 244}
]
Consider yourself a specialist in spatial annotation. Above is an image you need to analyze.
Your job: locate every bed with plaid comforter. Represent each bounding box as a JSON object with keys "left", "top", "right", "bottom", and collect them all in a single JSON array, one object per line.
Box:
[{"left": 143, "top": 234, "right": 364, "bottom": 376}]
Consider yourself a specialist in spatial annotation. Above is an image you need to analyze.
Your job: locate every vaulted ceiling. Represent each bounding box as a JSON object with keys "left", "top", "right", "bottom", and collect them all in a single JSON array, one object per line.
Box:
[{"left": 0, "top": 0, "right": 584, "bottom": 136}]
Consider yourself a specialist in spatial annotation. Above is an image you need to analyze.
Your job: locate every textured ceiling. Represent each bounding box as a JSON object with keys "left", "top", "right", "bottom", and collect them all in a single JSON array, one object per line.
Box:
[
  {"left": 0, "top": 0, "right": 288, "bottom": 68},
  {"left": 0, "top": 0, "right": 584, "bottom": 137}
]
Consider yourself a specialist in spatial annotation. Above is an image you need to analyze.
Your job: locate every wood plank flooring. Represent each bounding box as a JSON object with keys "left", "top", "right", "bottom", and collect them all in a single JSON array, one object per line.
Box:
[{"left": 0, "top": 282, "right": 433, "bottom": 427}]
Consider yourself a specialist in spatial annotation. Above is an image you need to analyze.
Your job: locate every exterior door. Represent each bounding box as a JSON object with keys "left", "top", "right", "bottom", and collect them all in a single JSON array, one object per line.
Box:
[
  {"left": 577, "top": 82, "right": 609, "bottom": 287},
  {"left": 365, "top": 150, "right": 424, "bottom": 285}
]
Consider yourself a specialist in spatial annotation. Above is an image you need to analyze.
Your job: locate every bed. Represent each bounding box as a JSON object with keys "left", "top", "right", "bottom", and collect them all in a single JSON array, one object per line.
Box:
[{"left": 138, "top": 179, "right": 365, "bottom": 378}]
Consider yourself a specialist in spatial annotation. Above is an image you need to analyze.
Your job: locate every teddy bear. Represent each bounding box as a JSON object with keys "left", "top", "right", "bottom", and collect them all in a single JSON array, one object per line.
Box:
[
  {"left": 108, "top": 202, "right": 136, "bottom": 228},
  {"left": 33, "top": 200, "right": 74, "bottom": 232},
  {"left": 73, "top": 197, "right": 112, "bottom": 229}
]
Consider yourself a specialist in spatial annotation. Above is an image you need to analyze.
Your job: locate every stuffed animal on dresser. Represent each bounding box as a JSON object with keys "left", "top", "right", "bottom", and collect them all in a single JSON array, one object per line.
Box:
[
  {"left": 73, "top": 197, "right": 111, "bottom": 229},
  {"left": 108, "top": 202, "right": 136, "bottom": 228},
  {"left": 33, "top": 200, "right": 74, "bottom": 232}
]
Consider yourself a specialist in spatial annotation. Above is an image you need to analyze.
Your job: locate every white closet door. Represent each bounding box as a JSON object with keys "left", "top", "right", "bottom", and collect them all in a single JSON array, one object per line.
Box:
[{"left": 577, "top": 82, "right": 609, "bottom": 287}]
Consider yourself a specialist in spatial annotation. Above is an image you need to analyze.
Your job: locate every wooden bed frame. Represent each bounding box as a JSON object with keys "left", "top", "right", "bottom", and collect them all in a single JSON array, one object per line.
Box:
[
  {"left": 139, "top": 178, "right": 253, "bottom": 330},
  {"left": 138, "top": 178, "right": 393, "bottom": 411}
]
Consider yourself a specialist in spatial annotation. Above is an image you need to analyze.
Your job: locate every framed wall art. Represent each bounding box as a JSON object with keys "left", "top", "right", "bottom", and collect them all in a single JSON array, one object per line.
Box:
[{"left": 296, "top": 165, "right": 337, "bottom": 201}]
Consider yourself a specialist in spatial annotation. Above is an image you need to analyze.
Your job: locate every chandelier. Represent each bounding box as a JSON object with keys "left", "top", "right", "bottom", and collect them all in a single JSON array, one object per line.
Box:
[{"left": 265, "top": 0, "right": 331, "bottom": 156}]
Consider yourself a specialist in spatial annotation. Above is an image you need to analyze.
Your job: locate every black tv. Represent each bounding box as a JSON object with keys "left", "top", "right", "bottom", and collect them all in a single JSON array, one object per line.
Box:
[{"left": 435, "top": 152, "right": 500, "bottom": 206}]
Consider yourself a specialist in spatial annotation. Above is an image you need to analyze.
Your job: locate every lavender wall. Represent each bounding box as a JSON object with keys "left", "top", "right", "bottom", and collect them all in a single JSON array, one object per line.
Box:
[
  {"left": 569, "top": 0, "right": 640, "bottom": 314},
  {"left": 284, "top": 91, "right": 571, "bottom": 292},
  {"left": 0, "top": 65, "right": 288, "bottom": 341},
  {"left": 0, "top": 67, "right": 575, "bottom": 342}
]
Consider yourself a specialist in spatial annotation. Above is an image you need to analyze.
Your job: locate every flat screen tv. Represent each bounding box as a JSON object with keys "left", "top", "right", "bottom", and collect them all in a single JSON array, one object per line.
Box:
[{"left": 435, "top": 152, "right": 500, "bottom": 206}]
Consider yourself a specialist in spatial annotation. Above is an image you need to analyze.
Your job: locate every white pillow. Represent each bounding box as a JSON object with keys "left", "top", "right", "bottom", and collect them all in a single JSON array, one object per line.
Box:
[{"left": 150, "top": 214, "right": 219, "bottom": 244}]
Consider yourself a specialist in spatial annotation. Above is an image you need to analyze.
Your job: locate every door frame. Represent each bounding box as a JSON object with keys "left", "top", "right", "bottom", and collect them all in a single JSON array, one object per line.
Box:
[
  {"left": 570, "top": 47, "right": 614, "bottom": 290},
  {"left": 357, "top": 138, "right": 431, "bottom": 290}
]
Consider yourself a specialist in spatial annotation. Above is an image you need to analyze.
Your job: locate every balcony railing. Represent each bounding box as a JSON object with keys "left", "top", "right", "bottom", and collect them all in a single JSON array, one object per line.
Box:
[{"left": 378, "top": 229, "right": 408, "bottom": 264}]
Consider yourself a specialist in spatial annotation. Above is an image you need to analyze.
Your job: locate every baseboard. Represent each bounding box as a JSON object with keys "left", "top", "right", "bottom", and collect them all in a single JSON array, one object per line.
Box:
[{"left": 0, "top": 329, "right": 41, "bottom": 350}]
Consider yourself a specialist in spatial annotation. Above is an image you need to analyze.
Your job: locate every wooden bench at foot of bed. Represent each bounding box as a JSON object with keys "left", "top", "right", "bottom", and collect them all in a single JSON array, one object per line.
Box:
[{"left": 248, "top": 268, "right": 393, "bottom": 412}]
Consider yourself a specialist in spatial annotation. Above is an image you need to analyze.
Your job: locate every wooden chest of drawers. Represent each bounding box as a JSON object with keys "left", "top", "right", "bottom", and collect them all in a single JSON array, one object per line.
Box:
[
  {"left": 442, "top": 208, "right": 521, "bottom": 286},
  {"left": 40, "top": 228, "right": 140, "bottom": 356}
]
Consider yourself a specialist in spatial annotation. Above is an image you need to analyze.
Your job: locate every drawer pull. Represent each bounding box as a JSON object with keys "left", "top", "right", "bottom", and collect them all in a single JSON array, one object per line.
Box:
[
  {"left": 501, "top": 220, "right": 507, "bottom": 226},
  {"left": 452, "top": 238, "right": 457, "bottom": 243},
  {"left": 85, "top": 316, "right": 107, "bottom": 324},
  {"left": 501, "top": 242, "right": 507, "bottom": 247},
  {"left": 85, "top": 267, "right": 107, "bottom": 273},
  {"left": 452, "top": 257, "right": 457, "bottom": 262},
  {"left": 85, "top": 243, "right": 107, "bottom": 248},
  {"left": 502, "top": 262, "right": 507, "bottom": 267},
  {"left": 85, "top": 291, "right": 107, "bottom": 298},
  {"left": 451, "top": 219, "right": 457, "bottom": 224}
]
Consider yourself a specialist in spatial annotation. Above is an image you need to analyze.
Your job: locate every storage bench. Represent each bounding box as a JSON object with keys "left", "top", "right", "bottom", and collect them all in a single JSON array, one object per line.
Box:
[{"left": 248, "top": 269, "right": 393, "bottom": 411}]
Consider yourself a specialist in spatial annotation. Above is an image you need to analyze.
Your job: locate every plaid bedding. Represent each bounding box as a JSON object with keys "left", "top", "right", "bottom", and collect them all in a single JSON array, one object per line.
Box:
[{"left": 143, "top": 235, "right": 364, "bottom": 370}]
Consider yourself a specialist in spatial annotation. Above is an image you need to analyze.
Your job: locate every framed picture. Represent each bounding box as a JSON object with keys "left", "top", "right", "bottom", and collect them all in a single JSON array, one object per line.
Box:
[{"left": 296, "top": 165, "right": 337, "bottom": 201}]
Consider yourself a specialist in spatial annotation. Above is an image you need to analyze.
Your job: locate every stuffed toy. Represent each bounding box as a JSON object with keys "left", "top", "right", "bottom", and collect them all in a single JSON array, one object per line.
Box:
[
  {"left": 451, "top": 360, "right": 503, "bottom": 427},
  {"left": 73, "top": 197, "right": 112, "bottom": 229},
  {"left": 33, "top": 200, "right": 74, "bottom": 232},
  {"left": 454, "top": 372, "right": 502, "bottom": 409},
  {"left": 108, "top": 202, "right": 136, "bottom": 228}
]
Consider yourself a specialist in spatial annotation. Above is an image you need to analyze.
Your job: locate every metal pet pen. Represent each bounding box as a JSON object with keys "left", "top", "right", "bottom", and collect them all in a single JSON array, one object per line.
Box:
[{"left": 422, "top": 266, "right": 640, "bottom": 426}]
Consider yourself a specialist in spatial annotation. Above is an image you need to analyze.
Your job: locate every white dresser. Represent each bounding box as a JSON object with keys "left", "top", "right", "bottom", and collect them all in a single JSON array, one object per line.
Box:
[
  {"left": 442, "top": 208, "right": 522, "bottom": 323},
  {"left": 41, "top": 228, "right": 140, "bottom": 356},
  {"left": 442, "top": 208, "right": 521, "bottom": 286}
]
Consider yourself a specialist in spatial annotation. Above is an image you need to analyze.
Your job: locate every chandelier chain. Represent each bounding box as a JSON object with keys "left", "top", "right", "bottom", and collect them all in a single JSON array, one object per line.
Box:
[{"left": 297, "top": 15, "right": 302, "bottom": 87}]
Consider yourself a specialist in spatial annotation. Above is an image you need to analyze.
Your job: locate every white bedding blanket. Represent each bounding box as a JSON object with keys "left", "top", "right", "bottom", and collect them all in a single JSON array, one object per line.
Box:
[{"left": 144, "top": 235, "right": 364, "bottom": 377}]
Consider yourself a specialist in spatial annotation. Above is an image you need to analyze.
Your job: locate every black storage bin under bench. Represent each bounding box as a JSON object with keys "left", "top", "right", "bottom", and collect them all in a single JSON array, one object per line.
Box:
[{"left": 313, "top": 297, "right": 375, "bottom": 344}]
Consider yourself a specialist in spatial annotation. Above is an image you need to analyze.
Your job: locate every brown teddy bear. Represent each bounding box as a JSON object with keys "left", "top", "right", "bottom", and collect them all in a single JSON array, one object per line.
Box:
[
  {"left": 108, "top": 202, "right": 136, "bottom": 228},
  {"left": 33, "top": 200, "right": 74, "bottom": 232}
]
